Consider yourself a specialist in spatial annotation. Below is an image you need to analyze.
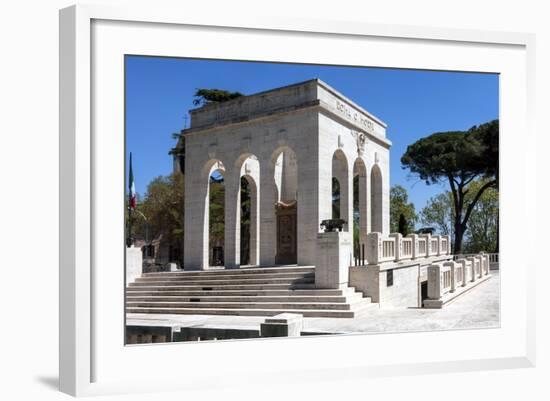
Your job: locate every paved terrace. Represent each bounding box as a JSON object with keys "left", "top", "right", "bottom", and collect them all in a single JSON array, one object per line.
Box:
[{"left": 127, "top": 271, "right": 500, "bottom": 336}]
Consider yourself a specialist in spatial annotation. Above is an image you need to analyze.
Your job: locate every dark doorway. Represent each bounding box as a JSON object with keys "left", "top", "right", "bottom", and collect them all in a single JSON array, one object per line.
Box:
[
  {"left": 275, "top": 201, "right": 297, "bottom": 264},
  {"left": 421, "top": 281, "right": 428, "bottom": 306},
  {"left": 240, "top": 177, "right": 251, "bottom": 265}
]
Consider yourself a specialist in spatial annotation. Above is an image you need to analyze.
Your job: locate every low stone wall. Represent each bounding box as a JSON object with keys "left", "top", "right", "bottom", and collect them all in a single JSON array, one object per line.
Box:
[
  {"left": 349, "top": 255, "right": 452, "bottom": 308},
  {"left": 126, "top": 314, "right": 306, "bottom": 343}
]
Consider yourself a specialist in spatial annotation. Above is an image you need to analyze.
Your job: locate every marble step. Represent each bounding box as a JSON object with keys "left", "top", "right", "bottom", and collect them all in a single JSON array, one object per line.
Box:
[
  {"left": 134, "top": 271, "right": 313, "bottom": 282},
  {"left": 125, "top": 288, "right": 356, "bottom": 297},
  {"left": 126, "top": 300, "right": 365, "bottom": 310},
  {"left": 129, "top": 277, "right": 314, "bottom": 287},
  {"left": 126, "top": 293, "right": 366, "bottom": 304},
  {"left": 125, "top": 302, "right": 375, "bottom": 318},
  {"left": 142, "top": 266, "right": 315, "bottom": 277},
  {"left": 126, "top": 283, "right": 317, "bottom": 291}
]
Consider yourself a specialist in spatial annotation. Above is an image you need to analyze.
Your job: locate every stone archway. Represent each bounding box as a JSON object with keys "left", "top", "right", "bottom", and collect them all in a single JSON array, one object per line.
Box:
[
  {"left": 332, "top": 149, "right": 351, "bottom": 231},
  {"left": 272, "top": 147, "right": 298, "bottom": 265},
  {"left": 239, "top": 157, "right": 260, "bottom": 266}
]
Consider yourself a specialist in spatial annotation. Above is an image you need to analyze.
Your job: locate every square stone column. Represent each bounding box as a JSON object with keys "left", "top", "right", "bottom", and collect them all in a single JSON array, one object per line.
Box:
[
  {"left": 456, "top": 259, "right": 468, "bottom": 287},
  {"left": 224, "top": 172, "right": 241, "bottom": 269},
  {"left": 126, "top": 246, "right": 143, "bottom": 284},
  {"left": 357, "top": 170, "right": 368, "bottom": 250},
  {"left": 475, "top": 255, "right": 485, "bottom": 278},
  {"left": 443, "top": 261, "right": 457, "bottom": 292},
  {"left": 315, "top": 231, "right": 352, "bottom": 289},
  {"left": 389, "top": 233, "right": 403, "bottom": 262},
  {"left": 407, "top": 233, "right": 419, "bottom": 259},
  {"left": 183, "top": 172, "right": 210, "bottom": 270},
  {"left": 427, "top": 263, "right": 444, "bottom": 300},
  {"left": 444, "top": 235, "right": 452, "bottom": 254},
  {"left": 420, "top": 233, "right": 432, "bottom": 257},
  {"left": 259, "top": 161, "right": 277, "bottom": 266},
  {"left": 467, "top": 257, "right": 477, "bottom": 282}
]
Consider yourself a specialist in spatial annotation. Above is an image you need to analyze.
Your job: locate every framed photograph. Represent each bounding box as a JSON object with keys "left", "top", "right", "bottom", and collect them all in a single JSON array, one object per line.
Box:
[{"left": 59, "top": 4, "right": 536, "bottom": 397}]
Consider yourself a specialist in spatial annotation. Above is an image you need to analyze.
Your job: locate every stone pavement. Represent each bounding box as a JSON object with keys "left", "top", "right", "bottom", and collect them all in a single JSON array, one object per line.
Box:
[{"left": 127, "top": 271, "right": 500, "bottom": 336}]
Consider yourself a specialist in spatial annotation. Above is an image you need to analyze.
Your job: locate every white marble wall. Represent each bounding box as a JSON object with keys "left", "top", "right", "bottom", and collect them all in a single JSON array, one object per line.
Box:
[{"left": 183, "top": 79, "right": 389, "bottom": 270}]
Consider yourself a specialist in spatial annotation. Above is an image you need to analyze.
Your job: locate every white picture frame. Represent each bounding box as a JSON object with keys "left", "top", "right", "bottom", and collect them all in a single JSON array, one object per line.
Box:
[{"left": 59, "top": 4, "right": 536, "bottom": 397}]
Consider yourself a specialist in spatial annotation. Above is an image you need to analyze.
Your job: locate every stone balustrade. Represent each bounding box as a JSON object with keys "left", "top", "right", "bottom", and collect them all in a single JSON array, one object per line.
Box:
[
  {"left": 366, "top": 232, "right": 451, "bottom": 265},
  {"left": 425, "top": 253, "right": 490, "bottom": 305},
  {"left": 427, "top": 262, "right": 453, "bottom": 299},
  {"left": 455, "top": 252, "right": 499, "bottom": 270}
]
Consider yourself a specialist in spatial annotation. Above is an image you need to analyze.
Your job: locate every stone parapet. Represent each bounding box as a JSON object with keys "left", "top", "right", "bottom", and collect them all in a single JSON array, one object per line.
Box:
[
  {"left": 316, "top": 231, "right": 352, "bottom": 289},
  {"left": 367, "top": 232, "right": 452, "bottom": 265}
]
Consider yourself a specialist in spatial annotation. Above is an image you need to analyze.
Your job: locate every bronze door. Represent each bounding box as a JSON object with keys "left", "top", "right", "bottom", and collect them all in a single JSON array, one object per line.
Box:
[{"left": 275, "top": 201, "right": 297, "bottom": 265}]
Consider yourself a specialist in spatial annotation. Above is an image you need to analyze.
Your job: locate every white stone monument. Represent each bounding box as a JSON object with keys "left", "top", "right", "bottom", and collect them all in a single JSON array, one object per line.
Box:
[{"left": 180, "top": 79, "right": 390, "bottom": 271}]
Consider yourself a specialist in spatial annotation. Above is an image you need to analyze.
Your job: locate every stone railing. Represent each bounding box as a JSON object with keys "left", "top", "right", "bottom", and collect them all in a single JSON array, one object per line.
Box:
[
  {"left": 455, "top": 252, "right": 499, "bottom": 270},
  {"left": 366, "top": 232, "right": 451, "bottom": 265},
  {"left": 426, "top": 254, "right": 490, "bottom": 303}
]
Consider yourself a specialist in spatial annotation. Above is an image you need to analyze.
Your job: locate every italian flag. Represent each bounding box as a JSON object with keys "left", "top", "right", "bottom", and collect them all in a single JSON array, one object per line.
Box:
[{"left": 129, "top": 152, "right": 136, "bottom": 210}]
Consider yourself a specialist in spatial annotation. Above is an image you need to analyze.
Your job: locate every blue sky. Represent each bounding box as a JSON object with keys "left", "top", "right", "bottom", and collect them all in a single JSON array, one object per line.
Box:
[{"left": 126, "top": 55, "right": 498, "bottom": 213}]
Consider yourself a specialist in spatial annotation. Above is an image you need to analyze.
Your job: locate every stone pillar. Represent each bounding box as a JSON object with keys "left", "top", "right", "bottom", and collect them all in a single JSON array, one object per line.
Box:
[
  {"left": 366, "top": 232, "right": 382, "bottom": 264},
  {"left": 427, "top": 263, "right": 443, "bottom": 300},
  {"left": 443, "top": 261, "right": 457, "bottom": 292},
  {"left": 342, "top": 165, "right": 353, "bottom": 234},
  {"left": 126, "top": 246, "right": 143, "bottom": 284},
  {"left": 484, "top": 254, "right": 490, "bottom": 275},
  {"left": 408, "top": 234, "right": 419, "bottom": 260},
  {"left": 357, "top": 170, "right": 368, "bottom": 251},
  {"left": 249, "top": 182, "right": 260, "bottom": 266},
  {"left": 224, "top": 172, "right": 241, "bottom": 269},
  {"left": 297, "top": 155, "right": 320, "bottom": 266},
  {"left": 456, "top": 259, "right": 467, "bottom": 287},
  {"left": 436, "top": 236, "right": 442, "bottom": 256},
  {"left": 467, "top": 257, "right": 477, "bottom": 282},
  {"left": 389, "top": 233, "right": 403, "bottom": 262},
  {"left": 259, "top": 161, "right": 276, "bottom": 266},
  {"left": 445, "top": 235, "right": 452, "bottom": 255},
  {"left": 315, "top": 231, "right": 352, "bottom": 289},
  {"left": 420, "top": 233, "right": 432, "bottom": 257},
  {"left": 183, "top": 169, "right": 209, "bottom": 270},
  {"left": 475, "top": 255, "right": 484, "bottom": 278}
]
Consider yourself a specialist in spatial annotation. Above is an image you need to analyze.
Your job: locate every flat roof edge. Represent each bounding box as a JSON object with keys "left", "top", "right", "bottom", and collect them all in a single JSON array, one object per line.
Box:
[{"left": 189, "top": 78, "right": 387, "bottom": 128}]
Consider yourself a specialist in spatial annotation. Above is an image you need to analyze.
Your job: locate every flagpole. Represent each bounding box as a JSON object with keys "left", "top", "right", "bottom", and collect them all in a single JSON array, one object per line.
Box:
[{"left": 127, "top": 152, "right": 133, "bottom": 247}]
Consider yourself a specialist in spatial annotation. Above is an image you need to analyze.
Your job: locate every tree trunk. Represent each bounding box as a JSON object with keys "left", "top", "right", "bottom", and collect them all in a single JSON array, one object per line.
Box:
[{"left": 453, "top": 222, "right": 466, "bottom": 255}]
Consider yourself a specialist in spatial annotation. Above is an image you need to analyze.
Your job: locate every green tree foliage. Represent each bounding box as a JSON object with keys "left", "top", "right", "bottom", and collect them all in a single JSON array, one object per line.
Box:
[
  {"left": 398, "top": 214, "right": 408, "bottom": 236},
  {"left": 131, "top": 172, "right": 185, "bottom": 264},
  {"left": 461, "top": 180, "right": 499, "bottom": 253},
  {"left": 420, "top": 179, "right": 498, "bottom": 253},
  {"left": 401, "top": 120, "right": 498, "bottom": 253},
  {"left": 419, "top": 192, "right": 453, "bottom": 236},
  {"left": 209, "top": 176, "right": 225, "bottom": 262},
  {"left": 192, "top": 88, "right": 244, "bottom": 106},
  {"left": 240, "top": 178, "right": 251, "bottom": 265},
  {"left": 390, "top": 185, "right": 417, "bottom": 235}
]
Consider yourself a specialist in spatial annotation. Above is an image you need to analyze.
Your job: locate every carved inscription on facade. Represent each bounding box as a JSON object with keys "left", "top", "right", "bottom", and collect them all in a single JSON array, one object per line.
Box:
[{"left": 335, "top": 100, "right": 375, "bottom": 133}]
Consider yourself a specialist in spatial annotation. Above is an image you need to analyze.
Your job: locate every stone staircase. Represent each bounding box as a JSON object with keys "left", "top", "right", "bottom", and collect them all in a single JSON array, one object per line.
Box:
[{"left": 126, "top": 266, "right": 375, "bottom": 318}]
